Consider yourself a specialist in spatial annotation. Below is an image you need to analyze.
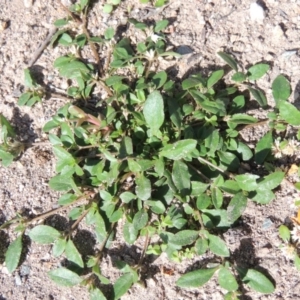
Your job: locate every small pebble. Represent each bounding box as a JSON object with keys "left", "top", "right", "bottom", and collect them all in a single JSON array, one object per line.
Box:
[
  {"left": 15, "top": 273, "right": 22, "bottom": 286},
  {"left": 24, "top": 0, "right": 33, "bottom": 8},
  {"left": 250, "top": 2, "right": 265, "bottom": 22},
  {"left": 0, "top": 20, "right": 9, "bottom": 32}
]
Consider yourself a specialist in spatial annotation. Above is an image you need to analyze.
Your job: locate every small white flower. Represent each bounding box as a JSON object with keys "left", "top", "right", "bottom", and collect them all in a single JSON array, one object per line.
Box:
[
  {"left": 291, "top": 225, "right": 300, "bottom": 243},
  {"left": 151, "top": 34, "right": 162, "bottom": 43},
  {"left": 280, "top": 243, "right": 296, "bottom": 260},
  {"left": 144, "top": 49, "right": 155, "bottom": 61},
  {"left": 282, "top": 138, "right": 300, "bottom": 156},
  {"left": 272, "top": 139, "right": 282, "bottom": 158}
]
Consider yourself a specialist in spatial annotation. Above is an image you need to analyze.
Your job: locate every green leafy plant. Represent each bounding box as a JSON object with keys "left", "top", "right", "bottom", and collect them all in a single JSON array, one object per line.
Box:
[{"left": 2, "top": 1, "right": 300, "bottom": 299}]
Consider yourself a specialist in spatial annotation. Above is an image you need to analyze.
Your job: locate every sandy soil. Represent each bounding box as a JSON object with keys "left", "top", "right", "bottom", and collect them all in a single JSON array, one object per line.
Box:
[{"left": 1, "top": 0, "right": 300, "bottom": 299}]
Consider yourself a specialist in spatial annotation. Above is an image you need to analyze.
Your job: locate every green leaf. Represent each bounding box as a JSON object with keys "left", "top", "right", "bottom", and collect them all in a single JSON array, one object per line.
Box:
[
  {"left": 48, "top": 268, "right": 82, "bottom": 287},
  {"left": 103, "top": 3, "right": 113, "bottom": 13},
  {"left": 220, "top": 180, "right": 241, "bottom": 194},
  {"left": 119, "top": 136, "right": 133, "bottom": 158},
  {"left": 54, "top": 18, "right": 69, "bottom": 27},
  {"left": 218, "top": 151, "right": 240, "bottom": 171},
  {"left": 52, "top": 238, "right": 67, "bottom": 257},
  {"left": 227, "top": 193, "right": 247, "bottom": 223},
  {"left": 49, "top": 174, "right": 75, "bottom": 191},
  {"left": 143, "top": 91, "right": 164, "bottom": 134},
  {"left": 104, "top": 27, "right": 115, "bottom": 40},
  {"left": 231, "top": 72, "right": 247, "bottom": 82},
  {"left": 154, "top": 20, "right": 169, "bottom": 32},
  {"left": 235, "top": 174, "right": 259, "bottom": 191},
  {"left": 272, "top": 74, "right": 291, "bottom": 105},
  {"left": 113, "top": 273, "right": 134, "bottom": 300},
  {"left": 176, "top": 267, "right": 217, "bottom": 288},
  {"left": 218, "top": 267, "right": 238, "bottom": 291},
  {"left": 152, "top": 71, "right": 167, "bottom": 89},
  {"left": 229, "top": 114, "right": 257, "bottom": 127},
  {"left": 24, "top": 68, "right": 35, "bottom": 88},
  {"left": 133, "top": 209, "right": 149, "bottom": 230},
  {"left": 53, "top": 145, "right": 75, "bottom": 172},
  {"left": 28, "top": 225, "right": 61, "bottom": 244},
  {"left": 89, "top": 288, "right": 107, "bottom": 300},
  {"left": 254, "top": 131, "right": 273, "bottom": 164},
  {"left": 279, "top": 101, "right": 300, "bottom": 126},
  {"left": 120, "top": 191, "right": 136, "bottom": 203},
  {"left": 58, "top": 193, "right": 77, "bottom": 205},
  {"left": 182, "top": 77, "right": 204, "bottom": 90},
  {"left": 5, "top": 235, "right": 23, "bottom": 273},
  {"left": 279, "top": 225, "right": 290, "bottom": 242},
  {"left": 18, "top": 92, "right": 32, "bottom": 106},
  {"left": 258, "top": 171, "right": 284, "bottom": 190},
  {"left": 0, "top": 149, "right": 14, "bottom": 167},
  {"left": 170, "top": 230, "right": 199, "bottom": 247},
  {"left": 135, "top": 175, "right": 151, "bottom": 200},
  {"left": 247, "top": 63, "right": 269, "bottom": 80},
  {"left": 172, "top": 160, "right": 191, "bottom": 196},
  {"left": 248, "top": 87, "right": 268, "bottom": 108},
  {"left": 208, "top": 234, "right": 230, "bottom": 257},
  {"left": 65, "top": 239, "right": 84, "bottom": 268},
  {"left": 294, "top": 255, "right": 300, "bottom": 271},
  {"left": 242, "top": 269, "right": 275, "bottom": 294},
  {"left": 217, "top": 52, "right": 238, "bottom": 71},
  {"left": 160, "top": 139, "right": 197, "bottom": 160},
  {"left": 145, "top": 200, "right": 165, "bottom": 214},
  {"left": 123, "top": 220, "right": 138, "bottom": 244},
  {"left": 237, "top": 142, "right": 253, "bottom": 161},
  {"left": 155, "top": 0, "right": 166, "bottom": 7},
  {"left": 195, "top": 238, "right": 209, "bottom": 255},
  {"left": 249, "top": 188, "right": 275, "bottom": 204},
  {"left": 211, "top": 187, "right": 223, "bottom": 209},
  {"left": 207, "top": 70, "right": 224, "bottom": 88}
]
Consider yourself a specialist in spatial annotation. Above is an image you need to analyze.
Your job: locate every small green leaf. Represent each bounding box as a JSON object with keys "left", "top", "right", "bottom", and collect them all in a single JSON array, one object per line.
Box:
[
  {"left": 170, "top": 230, "right": 199, "bottom": 247},
  {"left": 89, "top": 288, "right": 107, "bottom": 300},
  {"left": 182, "top": 77, "right": 204, "bottom": 90},
  {"left": 279, "top": 225, "right": 290, "bottom": 242},
  {"left": 279, "top": 101, "right": 300, "bottom": 126},
  {"left": 133, "top": 209, "right": 148, "bottom": 230},
  {"left": 119, "top": 136, "right": 133, "bottom": 158},
  {"left": 120, "top": 191, "right": 136, "bottom": 203},
  {"left": 255, "top": 131, "right": 273, "bottom": 164},
  {"left": 49, "top": 174, "right": 75, "bottom": 191},
  {"left": 24, "top": 68, "right": 34, "bottom": 88},
  {"left": 28, "top": 225, "right": 61, "bottom": 244},
  {"left": 123, "top": 220, "right": 138, "bottom": 244},
  {"left": 54, "top": 18, "right": 69, "bottom": 27},
  {"left": 176, "top": 267, "right": 217, "bottom": 288},
  {"left": 258, "top": 171, "right": 284, "bottom": 190},
  {"left": 152, "top": 71, "right": 167, "bottom": 89},
  {"left": 217, "top": 52, "right": 238, "bottom": 71},
  {"left": 207, "top": 70, "right": 224, "bottom": 88},
  {"left": 113, "top": 273, "right": 134, "bottom": 300},
  {"left": 248, "top": 87, "right": 268, "bottom": 108},
  {"left": 18, "top": 92, "right": 32, "bottom": 106},
  {"left": 65, "top": 239, "right": 84, "bottom": 268},
  {"left": 160, "top": 139, "right": 197, "bottom": 160},
  {"left": 0, "top": 149, "right": 14, "bottom": 167},
  {"left": 5, "top": 235, "right": 23, "bottom": 273},
  {"left": 294, "top": 255, "right": 300, "bottom": 271},
  {"left": 272, "top": 74, "right": 291, "bottom": 105},
  {"left": 143, "top": 91, "right": 164, "bottom": 134},
  {"left": 249, "top": 188, "right": 275, "bottom": 204},
  {"left": 195, "top": 238, "right": 208, "bottom": 255},
  {"left": 58, "top": 194, "right": 77, "bottom": 205},
  {"left": 235, "top": 174, "right": 259, "bottom": 191},
  {"left": 247, "top": 63, "right": 269, "bottom": 80},
  {"left": 229, "top": 114, "right": 258, "bottom": 127},
  {"left": 103, "top": 3, "right": 113, "bottom": 13},
  {"left": 208, "top": 234, "right": 230, "bottom": 257},
  {"left": 172, "top": 160, "right": 191, "bottom": 196},
  {"left": 104, "top": 27, "right": 115, "bottom": 40},
  {"left": 211, "top": 187, "right": 223, "bottom": 209},
  {"left": 135, "top": 175, "right": 151, "bottom": 200},
  {"left": 48, "top": 268, "right": 82, "bottom": 287},
  {"left": 218, "top": 267, "right": 238, "bottom": 291},
  {"left": 52, "top": 238, "right": 67, "bottom": 257},
  {"left": 242, "top": 269, "right": 275, "bottom": 294},
  {"left": 231, "top": 72, "right": 247, "bottom": 82},
  {"left": 227, "top": 193, "right": 247, "bottom": 223},
  {"left": 154, "top": 20, "right": 169, "bottom": 32}
]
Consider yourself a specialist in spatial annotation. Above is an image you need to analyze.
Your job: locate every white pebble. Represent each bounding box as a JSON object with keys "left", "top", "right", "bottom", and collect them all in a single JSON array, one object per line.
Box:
[
  {"left": 24, "top": 0, "right": 33, "bottom": 8},
  {"left": 250, "top": 2, "right": 265, "bottom": 22}
]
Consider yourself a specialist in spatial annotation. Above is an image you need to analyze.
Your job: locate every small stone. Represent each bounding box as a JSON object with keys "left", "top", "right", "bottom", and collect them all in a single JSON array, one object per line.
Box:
[
  {"left": 250, "top": 2, "right": 265, "bottom": 22},
  {"left": 0, "top": 20, "right": 9, "bottom": 32},
  {"left": 273, "top": 25, "right": 284, "bottom": 40},
  {"left": 15, "top": 273, "right": 22, "bottom": 286},
  {"left": 24, "top": 0, "right": 33, "bottom": 8}
]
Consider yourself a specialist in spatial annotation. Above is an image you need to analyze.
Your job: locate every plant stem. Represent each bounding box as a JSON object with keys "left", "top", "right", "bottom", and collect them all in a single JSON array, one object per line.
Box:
[
  {"left": 197, "top": 157, "right": 233, "bottom": 179},
  {"left": 137, "top": 232, "right": 150, "bottom": 268}
]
